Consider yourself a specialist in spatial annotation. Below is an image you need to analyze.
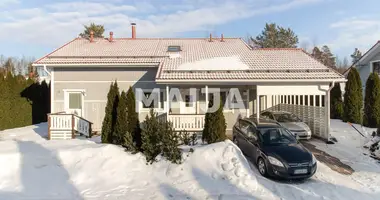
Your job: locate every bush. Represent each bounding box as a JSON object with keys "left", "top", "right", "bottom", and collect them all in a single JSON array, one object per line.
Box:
[
  {"left": 343, "top": 68, "right": 363, "bottom": 124},
  {"left": 181, "top": 131, "right": 191, "bottom": 145},
  {"left": 191, "top": 133, "right": 198, "bottom": 146},
  {"left": 364, "top": 73, "right": 380, "bottom": 128},
  {"left": 101, "top": 81, "right": 119, "bottom": 143},
  {"left": 330, "top": 83, "right": 344, "bottom": 119},
  {"left": 141, "top": 109, "right": 182, "bottom": 164},
  {"left": 126, "top": 87, "right": 142, "bottom": 150},
  {"left": 0, "top": 72, "right": 49, "bottom": 131},
  {"left": 202, "top": 96, "right": 227, "bottom": 144}
]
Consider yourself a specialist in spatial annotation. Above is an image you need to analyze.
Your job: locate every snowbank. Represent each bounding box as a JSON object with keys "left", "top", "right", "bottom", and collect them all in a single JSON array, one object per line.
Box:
[
  {"left": 0, "top": 125, "right": 261, "bottom": 199},
  {"left": 1, "top": 121, "right": 380, "bottom": 199},
  {"left": 310, "top": 119, "right": 380, "bottom": 194}
]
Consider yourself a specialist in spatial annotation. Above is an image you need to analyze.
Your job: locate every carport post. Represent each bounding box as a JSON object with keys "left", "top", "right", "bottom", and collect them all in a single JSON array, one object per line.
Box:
[
  {"left": 246, "top": 88, "right": 250, "bottom": 117},
  {"left": 256, "top": 86, "right": 260, "bottom": 121},
  {"left": 325, "top": 82, "right": 335, "bottom": 140},
  {"left": 166, "top": 85, "right": 169, "bottom": 118}
]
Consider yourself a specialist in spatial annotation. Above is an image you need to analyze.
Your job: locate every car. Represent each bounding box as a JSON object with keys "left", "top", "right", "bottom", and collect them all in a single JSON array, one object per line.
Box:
[
  {"left": 260, "top": 111, "right": 312, "bottom": 140},
  {"left": 232, "top": 117, "right": 317, "bottom": 180}
]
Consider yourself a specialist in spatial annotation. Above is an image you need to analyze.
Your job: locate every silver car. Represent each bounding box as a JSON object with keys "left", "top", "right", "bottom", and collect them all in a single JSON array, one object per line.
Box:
[{"left": 260, "top": 111, "right": 312, "bottom": 140}]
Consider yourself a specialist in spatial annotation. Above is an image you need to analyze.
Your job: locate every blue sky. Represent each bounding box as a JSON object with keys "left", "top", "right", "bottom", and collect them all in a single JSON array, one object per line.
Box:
[{"left": 0, "top": 0, "right": 379, "bottom": 62}]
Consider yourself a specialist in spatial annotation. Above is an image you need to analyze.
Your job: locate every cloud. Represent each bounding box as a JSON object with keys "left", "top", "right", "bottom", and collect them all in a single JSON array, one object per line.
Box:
[
  {"left": 0, "top": 0, "right": 19, "bottom": 7},
  {"left": 0, "top": 0, "right": 324, "bottom": 48},
  {"left": 327, "top": 16, "right": 380, "bottom": 54}
]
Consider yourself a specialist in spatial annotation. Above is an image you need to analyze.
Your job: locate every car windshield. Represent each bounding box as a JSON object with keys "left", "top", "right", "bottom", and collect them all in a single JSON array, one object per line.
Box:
[
  {"left": 258, "top": 127, "right": 297, "bottom": 145},
  {"left": 274, "top": 113, "right": 301, "bottom": 122}
]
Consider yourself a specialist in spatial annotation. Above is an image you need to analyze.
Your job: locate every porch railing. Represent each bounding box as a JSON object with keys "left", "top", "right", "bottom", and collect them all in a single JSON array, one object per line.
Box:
[
  {"left": 168, "top": 114, "right": 205, "bottom": 131},
  {"left": 47, "top": 112, "right": 93, "bottom": 140}
]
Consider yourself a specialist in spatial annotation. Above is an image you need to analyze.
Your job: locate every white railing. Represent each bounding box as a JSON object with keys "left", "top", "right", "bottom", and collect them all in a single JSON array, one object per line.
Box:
[
  {"left": 48, "top": 113, "right": 92, "bottom": 140},
  {"left": 73, "top": 115, "right": 92, "bottom": 137},
  {"left": 168, "top": 114, "right": 205, "bottom": 131},
  {"left": 50, "top": 114, "right": 73, "bottom": 131}
]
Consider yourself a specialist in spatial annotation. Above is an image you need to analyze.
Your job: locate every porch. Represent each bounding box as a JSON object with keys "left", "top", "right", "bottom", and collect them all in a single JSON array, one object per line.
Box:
[
  {"left": 152, "top": 84, "right": 332, "bottom": 140},
  {"left": 47, "top": 112, "right": 93, "bottom": 140}
]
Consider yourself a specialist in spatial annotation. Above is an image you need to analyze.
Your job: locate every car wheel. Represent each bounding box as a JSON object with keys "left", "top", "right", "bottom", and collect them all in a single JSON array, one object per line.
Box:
[{"left": 257, "top": 157, "right": 268, "bottom": 177}]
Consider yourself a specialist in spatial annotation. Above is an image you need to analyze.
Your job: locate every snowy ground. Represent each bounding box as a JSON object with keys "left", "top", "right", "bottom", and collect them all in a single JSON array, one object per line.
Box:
[{"left": 0, "top": 121, "right": 379, "bottom": 200}]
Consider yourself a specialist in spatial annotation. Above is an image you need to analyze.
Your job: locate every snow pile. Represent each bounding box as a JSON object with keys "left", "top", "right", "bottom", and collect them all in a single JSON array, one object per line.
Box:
[
  {"left": 176, "top": 56, "right": 250, "bottom": 71},
  {"left": 0, "top": 124, "right": 261, "bottom": 199},
  {"left": 1, "top": 122, "right": 380, "bottom": 199}
]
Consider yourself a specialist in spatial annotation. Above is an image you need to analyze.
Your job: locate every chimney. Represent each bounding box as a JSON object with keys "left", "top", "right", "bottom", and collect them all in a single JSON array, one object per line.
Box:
[
  {"left": 90, "top": 31, "right": 94, "bottom": 42},
  {"left": 109, "top": 31, "right": 114, "bottom": 42},
  {"left": 209, "top": 33, "right": 213, "bottom": 42},
  {"left": 131, "top": 23, "right": 136, "bottom": 39},
  {"left": 221, "top": 34, "right": 224, "bottom": 42}
]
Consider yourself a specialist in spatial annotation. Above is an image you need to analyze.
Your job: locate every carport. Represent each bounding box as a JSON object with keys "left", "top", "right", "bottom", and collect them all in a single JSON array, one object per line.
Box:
[{"left": 253, "top": 84, "right": 334, "bottom": 140}]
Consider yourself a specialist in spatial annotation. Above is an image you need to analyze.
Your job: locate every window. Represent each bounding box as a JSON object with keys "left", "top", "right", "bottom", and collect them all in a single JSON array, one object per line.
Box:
[
  {"left": 167, "top": 46, "right": 181, "bottom": 52},
  {"left": 273, "top": 113, "right": 301, "bottom": 123},
  {"left": 69, "top": 93, "right": 82, "bottom": 109},
  {"left": 239, "top": 120, "right": 251, "bottom": 135},
  {"left": 142, "top": 91, "right": 164, "bottom": 109},
  {"left": 185, "top": 95, "right": 194, "bottom": 107},
  {"left": 261, "top": 112, "right": 272, "bottom": 119},
  {"left": 258, "top": 127, "right": 297, "bottom": 145},
  {"left": 208, "top": 92, "right": 228, "bottom": 108},
  {"left": 373, "top": 62, "right": 380, "bottom": 74}
]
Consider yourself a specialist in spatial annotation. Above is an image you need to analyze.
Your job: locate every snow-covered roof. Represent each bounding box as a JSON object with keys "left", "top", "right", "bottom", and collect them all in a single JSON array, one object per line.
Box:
[{"left": 34, "top": 37, "right": 345, "bottom": 82}]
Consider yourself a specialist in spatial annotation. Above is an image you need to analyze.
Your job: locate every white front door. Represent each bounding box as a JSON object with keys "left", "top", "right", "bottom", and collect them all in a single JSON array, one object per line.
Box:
[{"left": 64, "top": 90, "right": 84, "bottom": 117}]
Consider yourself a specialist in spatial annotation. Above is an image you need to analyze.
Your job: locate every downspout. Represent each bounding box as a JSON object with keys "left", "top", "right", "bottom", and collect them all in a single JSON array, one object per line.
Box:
[
  {"left": 326, "top": 81, "right": 335, "bottom": 142},
  {"left": 43, "top": 64, "right": 51, "bottom": 76}
]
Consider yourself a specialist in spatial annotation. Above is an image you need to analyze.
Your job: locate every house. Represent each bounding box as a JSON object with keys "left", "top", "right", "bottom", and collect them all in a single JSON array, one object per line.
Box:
[
  {"left": 32, "top": 24, "right": 345, "bottom": 140},
  {"left": 343, "top": 41, "right": 380, "bottom": 93}
]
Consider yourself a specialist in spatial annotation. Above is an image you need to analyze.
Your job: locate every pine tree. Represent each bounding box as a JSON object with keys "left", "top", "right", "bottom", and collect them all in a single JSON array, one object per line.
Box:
[
  {"left": 251, "top": 23, "right": 298, "bottom": 48},
  {"left": 364, "top": 73, "right": 380, "bottom": 128},
  {"left": 343, "top": 68, "right": 363, "bottom": 124},
  {"left": 330, "top": 83, "right": 343, "bottom": 119},
  {"left": 101, "top": 81, "right": 119, "bottom": 143},
  {"left": 114, "top": 91, "right": 128, "bottom": 145},
  {"left": 126, "top": 86, "right": 142, "bottom": 150},
  {"left": 321, "top": 45, "right": 336, "bottom": 69},
  {"left": 311, "top": 47, "right": 323, "bottom": 61},
  {"left": 202, "top": 96, "right": 227, "bottom": 144},
  {"left": 161, "top": 121, "right": 182, "bottom": 164},
  {"left": 351, "top": 48, "right": 362, "bottom": 64},
  {"left": 141, "top": 109, "right": 163, "bottom": 163},
  {"left": 79, "top": 23, "right": 105, "bottom": 38}
]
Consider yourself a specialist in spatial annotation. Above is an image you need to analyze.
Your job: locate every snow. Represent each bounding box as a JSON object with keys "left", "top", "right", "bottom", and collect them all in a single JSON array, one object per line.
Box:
[
  {"left": 310, "top": 119, "right": 380, "bottom": 194},
  {"left": 176, "top": 56, "right": 250, "bottom": 71},
  {"left": 0, "top": 122, "right": 380, "bottom": 199}
]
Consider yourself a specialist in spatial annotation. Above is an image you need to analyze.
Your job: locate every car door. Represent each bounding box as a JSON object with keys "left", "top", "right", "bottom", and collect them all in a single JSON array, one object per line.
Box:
[
  {"left": 235, "top": 119, "right": 251, "bottom": 153},
  {"left": 245, "top": 125, "right": 260, "bottom": 160}
]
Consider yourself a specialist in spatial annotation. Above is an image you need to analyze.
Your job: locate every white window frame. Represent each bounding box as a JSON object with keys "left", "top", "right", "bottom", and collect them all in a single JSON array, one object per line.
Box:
[
  {"left": 63, "top": 89, "right": 85, "bottom": 115},
  {"left": 371, "top": 60, "right": 380, "bottom": 74},
  {"left": 139, "top": 89, "right": 165, "bottom": 112}
]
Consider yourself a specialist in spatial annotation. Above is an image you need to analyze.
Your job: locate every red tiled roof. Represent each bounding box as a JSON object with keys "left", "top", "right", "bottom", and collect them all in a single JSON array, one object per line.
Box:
[{"left": 34, "top": 37, "right": 345, "bottom": 82}]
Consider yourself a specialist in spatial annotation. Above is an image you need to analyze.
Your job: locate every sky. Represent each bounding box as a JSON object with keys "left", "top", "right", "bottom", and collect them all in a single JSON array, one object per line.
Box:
[{"left": 0, "top": 0, "right": 379, "bottom": 62}]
